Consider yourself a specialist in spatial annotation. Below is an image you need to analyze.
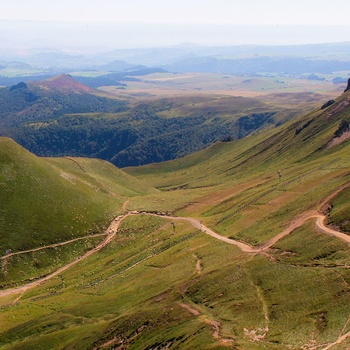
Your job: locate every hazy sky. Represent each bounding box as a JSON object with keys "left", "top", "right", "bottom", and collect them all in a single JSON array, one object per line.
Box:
[
  {"left": 1, "top": 0, "right": 350, "bottom": 50},
  {"left": 2, "top": 0, "right": 350, "bottom": 25}
]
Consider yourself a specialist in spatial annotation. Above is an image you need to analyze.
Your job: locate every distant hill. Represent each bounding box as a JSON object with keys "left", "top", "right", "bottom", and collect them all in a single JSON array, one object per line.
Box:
[
  {"left": 0, "top": 77, "right": 128, "bottom": 128},
  {"left": 98, "top": 59, "right": 134, "bottom": 72},
  {"left": 30, "top": 73, "right": 94, "bottom": 93},
  {"left": 0, "top": 76, "right": 292, "bottom": 167},
  {"left": 73, "top": 67, "right": 169, "bottom": 88},
  {"left": 164, "top": 56, "right": 350, "bottom": 75}
]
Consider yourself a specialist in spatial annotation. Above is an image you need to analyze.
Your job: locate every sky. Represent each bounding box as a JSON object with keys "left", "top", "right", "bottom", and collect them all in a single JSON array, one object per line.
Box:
[
  {"left": 2, "top": 0, "right": 350, "bottom": 25},
  {"left": 1, "top": 0, "right": 350, "bottom": 50}
]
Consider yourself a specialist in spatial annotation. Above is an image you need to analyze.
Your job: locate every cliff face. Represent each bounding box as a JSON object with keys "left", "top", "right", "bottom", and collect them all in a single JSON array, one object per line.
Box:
[{"left": 345, "top": 78, "right": 350, "bottom": 92}]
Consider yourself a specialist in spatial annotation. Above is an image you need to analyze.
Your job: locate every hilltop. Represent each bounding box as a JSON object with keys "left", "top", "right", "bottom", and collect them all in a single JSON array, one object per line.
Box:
[
  {"left": 30, "top": 74, "right": 94, "bottom": 93},
  {"left": 0, "top": 78, "right": 127, "bottom": 129}
]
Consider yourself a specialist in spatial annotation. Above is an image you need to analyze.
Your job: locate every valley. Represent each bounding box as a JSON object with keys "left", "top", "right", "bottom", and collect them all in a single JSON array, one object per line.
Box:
[
  {"left": 1, "top": 38, "right": 350, "bottom": 348},
  {"left": 0, "top": 71, "right": 342, "bottom": 169},
  {"left": 0, "top": 77, "right": 350, "bottom": 349},
  {"left": 3, "top": 0, "right": 350, "bottom": 346}
]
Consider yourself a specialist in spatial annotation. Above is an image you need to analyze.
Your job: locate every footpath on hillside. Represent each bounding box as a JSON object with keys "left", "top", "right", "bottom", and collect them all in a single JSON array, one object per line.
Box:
[{"left": 1, "top": 183, "right": 350, "bottom": 300}]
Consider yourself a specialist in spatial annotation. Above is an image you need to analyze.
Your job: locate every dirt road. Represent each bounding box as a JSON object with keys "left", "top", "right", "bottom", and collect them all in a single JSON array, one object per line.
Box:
[
  {"left": 1, "top": 184, "right": 349, "bottom": 301},
  {"left": 316, "top": 215, "right": 350, "bottom": 244},
  {"left": 161, "top": 210, "right": 350, "bottom": 254},
  {"left": 168, "top": 182, "right": 350, "bottom": 253},
  {"left": 0, "top": 214, "right": 129, "bottom": 299},
  {"left": 0, "top": 233, "right": 107, "bottom": 261},
  {"left": 161, "top": 215, "right": 254, "bottom": 252}
]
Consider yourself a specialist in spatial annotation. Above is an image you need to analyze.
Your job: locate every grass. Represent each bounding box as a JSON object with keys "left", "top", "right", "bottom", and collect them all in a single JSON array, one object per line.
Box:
[
  {"left": 271, "top": 221, "right": 350, "bottom": 266},
  {"left": 0, "top": 217, "right": 232, "bottom": 349},
  {"left": 45, "top": 156, "right": 156, "bottom": 197},
  {"left": 1, "top": 89, "right": 350, "bottom": 348},
  {"left": 1, "top": 212, "right": 350, "bottom": 349},
  {"left": 126, "top": 90, "right": 350, "bottom": 232},
  {"left": 0, "top": 236, "right": 102, "bottom": 289},
  {"left": 0, "top": 138, "right": 154, "bottom": 253}
]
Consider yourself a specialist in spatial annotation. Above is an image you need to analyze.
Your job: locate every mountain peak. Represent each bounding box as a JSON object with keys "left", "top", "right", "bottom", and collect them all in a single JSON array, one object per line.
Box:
[{"left": 31, "top": 74, "right": 93, "bottom": 93}]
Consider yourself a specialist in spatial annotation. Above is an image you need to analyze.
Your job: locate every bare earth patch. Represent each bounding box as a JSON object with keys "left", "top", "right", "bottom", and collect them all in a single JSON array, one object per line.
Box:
[{"left": 326, "top": 131, "right": 350, "bottom": 149}]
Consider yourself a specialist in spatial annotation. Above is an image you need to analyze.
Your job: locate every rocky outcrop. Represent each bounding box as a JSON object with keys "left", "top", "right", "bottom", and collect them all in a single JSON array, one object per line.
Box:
[
  {"left": 344, "top": 78, "right": 350, "bottom": 92},
  {"left": 321, "top": 99, "right": 335, "bottom": 109}
]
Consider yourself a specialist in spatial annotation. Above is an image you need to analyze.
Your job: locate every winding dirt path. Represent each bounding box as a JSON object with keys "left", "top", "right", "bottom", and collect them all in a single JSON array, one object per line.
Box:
[
  {"left": 178, "top": 302, "right": 235, "bottom": 344},
  {"left": 254, "top": 211, "right": 319, "bottom": 252},
  {"left": 1, "top": 183, "right": 350, "bottom": 311},
  {"left": 1, "top": 233, "right": 107, "bottom": 261},
  {"left": 159, "top": 215, "right": 255, "bottom": 252},
  {"left": 195, "top": 255, "right": 202, "bottom": 274},
  {"left": 161, "top": 182, "right": 350, "bottom": 253},
  {"left": 321, "top": 330, "right": 350, "bottom": 350},
  {"left": 0, "top": 214, "right": 129, "bottom": 299},
  {"left": 159, "top": 212, "right": 345, "bottom": 254},
  {"left": 316, "top": 216, "right": 350, "bottom": 244},
  {"left": 122, "top": 199, "right": 130, "bottom": 212}
]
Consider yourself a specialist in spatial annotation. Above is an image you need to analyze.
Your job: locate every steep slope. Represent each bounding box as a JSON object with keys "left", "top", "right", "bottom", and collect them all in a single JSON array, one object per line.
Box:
[
  {"left": 126, "top": 89, "right": 350, "bottom": 243},
  {"left": 126, "top": 89, "right": 350, "bottom": 196},
  {"left": 0, "top": 137, "right": 154, "bottom": 253}
]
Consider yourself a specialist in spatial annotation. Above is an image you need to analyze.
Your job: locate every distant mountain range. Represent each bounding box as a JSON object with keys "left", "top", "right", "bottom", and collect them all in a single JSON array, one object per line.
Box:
[
  {"left": 163, "top": 56, "right": 350, "bottom": 75},
  {"left": 1, "top": 42, "right": 350, "bottom": 87}
]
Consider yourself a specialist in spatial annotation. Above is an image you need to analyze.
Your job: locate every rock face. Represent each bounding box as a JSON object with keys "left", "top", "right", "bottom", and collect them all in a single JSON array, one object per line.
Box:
[
  {"left": 321, "top": 99, "right": 335, "bottom": 109},
  {"left": 344, "top": 78, "right": 350, "bottom": 92}
]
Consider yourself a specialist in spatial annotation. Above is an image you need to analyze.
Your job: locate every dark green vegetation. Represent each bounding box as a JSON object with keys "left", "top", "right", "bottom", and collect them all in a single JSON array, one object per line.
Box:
[
  {"left": 0, "top": 74, "right": 335, "bottom": 168},
  {"left": 0, "top": 78, "right": 127, "bottom": 127},
  {"left": 9, "top": 107, "right": 276, "bottom": 168},
  {"left": 1, "top": 86, "right": 350, "bottom": 349}
]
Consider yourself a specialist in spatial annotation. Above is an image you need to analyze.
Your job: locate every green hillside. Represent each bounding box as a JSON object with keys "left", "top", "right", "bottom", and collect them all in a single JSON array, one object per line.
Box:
[
  {"left": 0, "top": 90, "right": 350, "bottom": 349},
  {"left": 0, "top": 137, "right": 157, "bottom": 252},
  {"left": 126, "top": 90, "right": 350, "bottom": 229}
]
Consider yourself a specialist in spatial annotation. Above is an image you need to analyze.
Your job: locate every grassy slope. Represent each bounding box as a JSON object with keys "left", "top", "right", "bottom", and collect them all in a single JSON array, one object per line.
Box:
[
  {"left": 0, "top": 137, "right": 155, "bottom": 283},
  {"left": 1, "top": 92, "right": 350, "bottom": 349},
  {"left": 328, "top": 186, "right": 350, "bottom": 233},
  {"left": 126, "top": 90, "right": 350, "bottom": 242},
  {"left": 2, "top": 216, "right": 350, "bottom": 349},
  {"left": 45, "top": 156, "right": 156, "bottom": 198},
  {"left": 0, "top": 138, "right": 157, "bottom": 288}
]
